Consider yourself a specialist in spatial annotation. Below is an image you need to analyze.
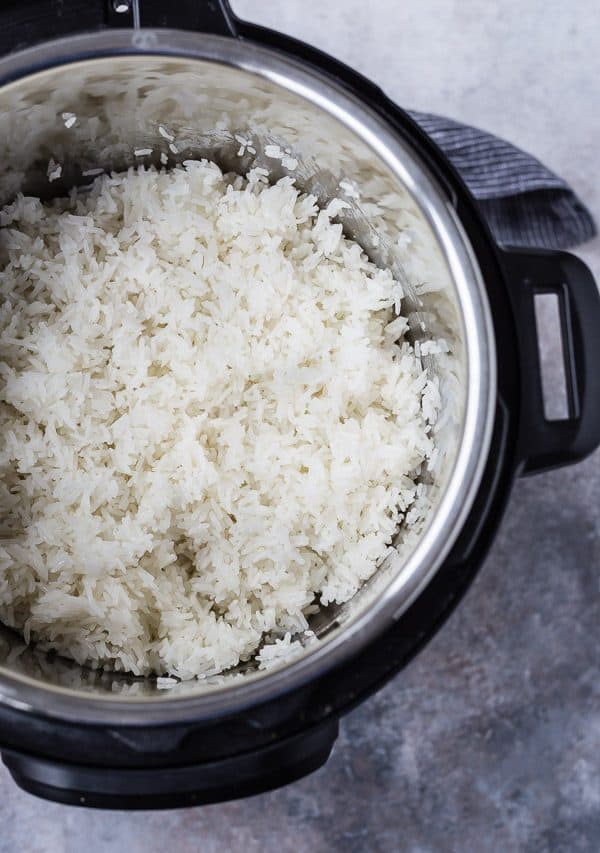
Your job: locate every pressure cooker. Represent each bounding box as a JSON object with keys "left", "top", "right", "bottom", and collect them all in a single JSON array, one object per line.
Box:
[{"left": 0, "top": 0, "right": 598, "bottom": 809}]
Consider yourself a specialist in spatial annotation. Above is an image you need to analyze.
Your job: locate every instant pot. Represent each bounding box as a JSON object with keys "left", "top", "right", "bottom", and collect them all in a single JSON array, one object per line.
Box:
[{"left": 0, "top": 0, "right": 598, "bottom": 809}]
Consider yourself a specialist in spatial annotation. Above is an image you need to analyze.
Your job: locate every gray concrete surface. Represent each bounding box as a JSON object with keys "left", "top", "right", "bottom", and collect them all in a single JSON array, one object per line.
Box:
[{"left": 1, "top": 1, "right": 599, "bottom": 850}]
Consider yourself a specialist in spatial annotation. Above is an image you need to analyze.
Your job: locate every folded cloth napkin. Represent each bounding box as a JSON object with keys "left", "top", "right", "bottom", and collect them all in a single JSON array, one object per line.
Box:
[{"left": 409, "top": 111, "right": 597, "bottom": 251}]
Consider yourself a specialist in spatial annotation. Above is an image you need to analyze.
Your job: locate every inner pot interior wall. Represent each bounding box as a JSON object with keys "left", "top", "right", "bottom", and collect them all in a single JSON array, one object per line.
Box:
[{"left": 0, "top": 52, "right": 466, "bottom": 698}]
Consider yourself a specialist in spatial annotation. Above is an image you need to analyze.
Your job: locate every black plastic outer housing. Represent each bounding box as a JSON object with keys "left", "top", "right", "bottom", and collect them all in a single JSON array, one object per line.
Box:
[{"left": 0, "top": 0, "right": 583, "bottom": 809}]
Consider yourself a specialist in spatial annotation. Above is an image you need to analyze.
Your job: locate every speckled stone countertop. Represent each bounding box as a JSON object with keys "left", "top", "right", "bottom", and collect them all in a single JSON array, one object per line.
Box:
[{"left": 1, "top": 2, "right": 598, "bottom": 850}]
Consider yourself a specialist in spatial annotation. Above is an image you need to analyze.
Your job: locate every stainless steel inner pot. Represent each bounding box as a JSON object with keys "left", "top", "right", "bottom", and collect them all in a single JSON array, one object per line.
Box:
[{"left": 0, "top": 30, "right": 495, "bottom": 724}]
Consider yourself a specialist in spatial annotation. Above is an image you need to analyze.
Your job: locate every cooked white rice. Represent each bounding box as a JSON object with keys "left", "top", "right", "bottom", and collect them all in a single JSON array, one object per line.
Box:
[{"left": 0, "top": 162, "right": 436, "bottom": 680}]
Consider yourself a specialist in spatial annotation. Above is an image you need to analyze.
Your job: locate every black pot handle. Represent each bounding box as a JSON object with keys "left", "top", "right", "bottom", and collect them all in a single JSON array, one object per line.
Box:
[
  {"left": 501, "top": 247, "right": 600, "bottom": 475},
  {"left": 110, "top": 0, "right": 239, "bottom": 36},
  {"left": 0, "top": 0, "right": 239, "bottom": 56}
]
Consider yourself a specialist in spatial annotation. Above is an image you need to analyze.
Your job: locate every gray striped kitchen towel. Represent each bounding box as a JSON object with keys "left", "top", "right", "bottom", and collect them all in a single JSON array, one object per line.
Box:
[{"left": 409, "top": 111, "right": 596, "bottom": 250}]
